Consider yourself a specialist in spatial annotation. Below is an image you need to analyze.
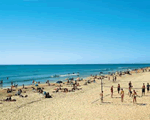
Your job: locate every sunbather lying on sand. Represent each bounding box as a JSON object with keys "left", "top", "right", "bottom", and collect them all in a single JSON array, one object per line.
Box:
[
  {"left": 2, "top": 97, "right": 16, "bottom": 102},
  {"left": 63, "top": 88, "right": 68, "bottom": 92},
  {"left": 19, "top": 95, "right": 28, "bottom": 98},
  {"left": 53, "top": 88, "right": 61, "bottom": 93}
]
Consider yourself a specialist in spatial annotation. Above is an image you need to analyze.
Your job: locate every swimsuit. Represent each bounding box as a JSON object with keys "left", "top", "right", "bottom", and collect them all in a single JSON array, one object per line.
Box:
[
  {"left": 142, "top": 86, "right": 145, "bottom": 93},
  {"left": 133, "top": 93, "right": 137, "bottom": 98},
  {"left": 147, "top": 85, "right": 149, "bottom": 91}
]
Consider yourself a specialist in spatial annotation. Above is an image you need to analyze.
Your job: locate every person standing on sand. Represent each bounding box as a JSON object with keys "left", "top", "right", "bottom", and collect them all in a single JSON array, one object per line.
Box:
[
  {"left": 32, "top": 80, "right": 35, "bottom": 85},
  {"left": 117, "top": 84, "right": 120, "bottom": 94},
  {"left": 115, "top": 76, "right": 117, "bottom": 81},
  {"left": 120, "top": 89, "right": 124, "bottom": 102},
  {"left": 108, "top": 76, "right": 110, "bottom": 80},
  {"left": 128, "top": 87, "right": 132, "bottom": 97},
  {"left": 111, "top": 86, "right": 113, "bottom": 98},
  {"left": 100, "top": 91, "right": 103, "bottom": 103},
  {"left": 147, "top": 83, "right": 149, "bottom": 92},
  {"left": 113, "top": 76, "right": 114, "bottom": 82},
  {"left": 132, "top": 90, "right": 137, "bottom": 103},
  {"left": 129, "top": 81, "right": 133, "bottom": 88},
  {"left": 142, "top": 83, "right": 145, "bottom": 96}
]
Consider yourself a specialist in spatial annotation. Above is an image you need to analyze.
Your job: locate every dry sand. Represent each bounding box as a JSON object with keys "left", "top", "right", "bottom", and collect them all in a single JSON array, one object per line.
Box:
[{"left": 0, "top": 70, "right": 150, "bottom": 120}]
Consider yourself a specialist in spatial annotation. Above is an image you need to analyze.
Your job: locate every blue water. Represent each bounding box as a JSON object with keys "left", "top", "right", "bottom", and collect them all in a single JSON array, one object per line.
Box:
[{"left": 0, "top": 64, "right": 150, "bottom": 88}]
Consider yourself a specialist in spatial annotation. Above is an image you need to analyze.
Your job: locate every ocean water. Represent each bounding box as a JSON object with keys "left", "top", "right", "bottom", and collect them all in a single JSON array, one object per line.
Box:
[{"left": 0, "top": 64, "right": 150, "bottom": 88}]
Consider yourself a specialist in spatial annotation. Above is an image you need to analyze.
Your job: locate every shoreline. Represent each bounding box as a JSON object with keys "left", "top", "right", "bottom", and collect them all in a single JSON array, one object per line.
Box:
[
  {"left": 1, "top": 64, "right": 150, "bottom": 88},
  {"left": 1, "top": 66, "right": 149, "bottom": 90}
]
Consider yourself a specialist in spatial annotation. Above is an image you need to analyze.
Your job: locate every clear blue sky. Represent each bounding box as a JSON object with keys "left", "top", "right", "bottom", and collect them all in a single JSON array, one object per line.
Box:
[{"left": 0, "top": 0, "right": 150, "bottom": 64}]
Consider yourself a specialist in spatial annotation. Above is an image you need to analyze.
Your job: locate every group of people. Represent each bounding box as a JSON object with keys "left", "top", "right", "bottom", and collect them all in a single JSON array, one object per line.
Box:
[
  {"left": 100, "top": 81, "right": 150, "bottom": 103},
  {"left": 32, "top": 87, "right": 52, "bottom": 98}
]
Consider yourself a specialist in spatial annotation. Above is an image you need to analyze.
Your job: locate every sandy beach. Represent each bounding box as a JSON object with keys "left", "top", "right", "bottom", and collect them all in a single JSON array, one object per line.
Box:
[{"left": 0, "top": 69, "right": 150, "bottom": 120}]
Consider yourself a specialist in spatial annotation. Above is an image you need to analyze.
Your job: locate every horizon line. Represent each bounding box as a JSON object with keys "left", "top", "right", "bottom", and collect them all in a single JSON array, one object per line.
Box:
[{"left": 0, "top": 63, "right": 150, "bottom": 65}]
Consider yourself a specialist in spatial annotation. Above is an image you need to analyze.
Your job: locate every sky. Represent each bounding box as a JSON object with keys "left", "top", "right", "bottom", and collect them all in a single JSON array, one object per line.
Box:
[{"left": 0, "top": 0, "right": 150, "bottom": 64}]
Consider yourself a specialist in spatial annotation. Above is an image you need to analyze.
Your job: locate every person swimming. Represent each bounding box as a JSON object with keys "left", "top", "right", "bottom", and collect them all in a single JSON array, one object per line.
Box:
[{"left": 0, "top": 80, "right": 3, "bottom": 84}]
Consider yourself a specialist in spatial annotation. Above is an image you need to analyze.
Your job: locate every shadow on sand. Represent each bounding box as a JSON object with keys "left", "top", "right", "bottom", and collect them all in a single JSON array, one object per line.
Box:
[
  {"left": 102, "top": 102, "right": 112, "bottom": 104},
  {"left": 113, "top": 97, "right": 121, "bottom": 98},
  {"left": 136, "top": 103, "right": 147, "bottom": 106}
]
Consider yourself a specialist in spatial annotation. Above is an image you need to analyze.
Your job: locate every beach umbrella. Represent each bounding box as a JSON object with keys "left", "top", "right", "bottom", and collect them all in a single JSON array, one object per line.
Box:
[{"left": 56, "top": 81, "right": 63, "bottom": 84}]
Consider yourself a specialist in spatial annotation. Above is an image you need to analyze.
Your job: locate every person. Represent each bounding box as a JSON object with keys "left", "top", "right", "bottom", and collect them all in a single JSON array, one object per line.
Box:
[
  {"left": 7, "top": 88, "right": 12, "bottom": 93},
  {"left": 46, "top": 80, "right": 49, "bottom": 84},
  {"left": 32, "top": 80, "right": 35, "bottom": 85},
  {"left": 93, "top": 79, "right": 95, "bottom": 83},
  {"left": 11, "top": 82, "right": 13, "bottom": 86},
  {"left": 15, "top": 89, "right": 22, "bottom": 96},
  {"left": 120, "top": 89, "right": 124, "bottom": 102},
  {"left": 100, "top": 91, "right": 103, "bottom": 103},
  {"left": 77, "top": 83, "right": 80, "bottom": 86},
  {"left": 23, "top": 84, "right": 24, "bottom": 89},
  {"left": 0, "top": 80, "right": 3, "bottom": 84},
  {"left": 142, "top": 83, "right": 145, "bottom": 96},
  {"left": 132, "top": 90, "right": 137, "bottom": 103},
  {"left": 128, "top": 87, "right": 132, "bottom": 97},
  {"left": 115, "top": 76, "right": 117, "bottom": 81},
  {"left": 75, "top": 80, "right": 77, "bottom": 85},
  {"left": 45, "top": 92, "right": 52, "bottom": 98},
  {"left": 3, "top": 97, "right": 16, "bottom": 102},
  {"left": 108, "top": 76, "right": 110, "bottom": 80},
  {"left": 111, "top": 86, "right": 113, "bottom": 98},
  {"left": 117, "top": 84, "right": 120, "bottom": 94},
  {"left": 7, "top": 77, "right": 9, "bottom": 80},
  {"left": 129, "top": 81, "right": 133, "bottom": 88},
  {"left": 67, "top": 80, "right": 69, "bottom": 84},
  {"left": 64, "top": 88, "right": 68, "bottom": 93},
  {"left": 147, "top": 83, "right": 149, "bottom": 92},
  {"left": 73, "top": 83, "right": 76, "bottom": 90}
]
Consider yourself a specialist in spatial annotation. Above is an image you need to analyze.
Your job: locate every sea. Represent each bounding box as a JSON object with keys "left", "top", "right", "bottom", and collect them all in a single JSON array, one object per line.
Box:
[{"left": 0, "top": 64, "right": 150, "bottom": 88}]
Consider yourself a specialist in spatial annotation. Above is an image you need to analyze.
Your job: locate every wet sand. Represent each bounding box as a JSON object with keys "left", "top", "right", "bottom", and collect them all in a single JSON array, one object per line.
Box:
[{"left": 0, "top": 69, "right": 150, "bottom": 120}]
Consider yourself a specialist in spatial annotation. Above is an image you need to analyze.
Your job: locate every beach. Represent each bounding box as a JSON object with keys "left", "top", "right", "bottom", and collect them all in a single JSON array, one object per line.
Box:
[{"left": 0, "top": 68, "right": 150, "bottom": 120}]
